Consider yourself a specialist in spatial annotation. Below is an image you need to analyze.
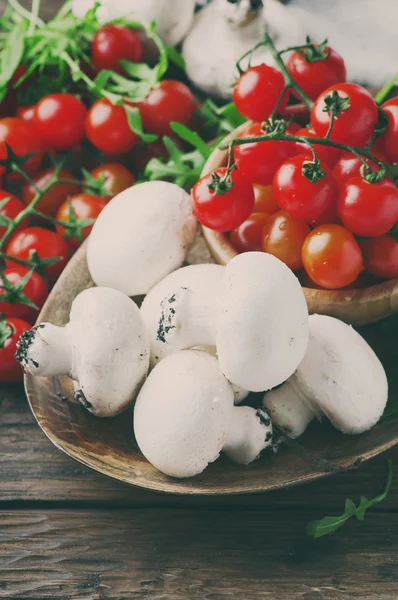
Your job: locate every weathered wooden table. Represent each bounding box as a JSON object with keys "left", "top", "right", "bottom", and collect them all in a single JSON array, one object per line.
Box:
[{"left": 2, "top": 1, "right": 398, "bottom": 597}]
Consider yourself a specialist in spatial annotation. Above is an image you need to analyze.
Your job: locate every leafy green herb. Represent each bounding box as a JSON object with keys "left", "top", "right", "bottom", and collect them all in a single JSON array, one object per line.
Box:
[
  {"left": 170, "top": 122, "right": 211, "bottom": 159},
  {"left": 0, "top": 22, "right": 26, "bottom": 101},
  {"left": 197, "top": 99, "right": 246, "bottom": 135},
  {"left": 307, "top": 461, "right": 393, "bottom": 538},
  {"left": 124, "top": 104, "right": 158, "bottom": 144}
]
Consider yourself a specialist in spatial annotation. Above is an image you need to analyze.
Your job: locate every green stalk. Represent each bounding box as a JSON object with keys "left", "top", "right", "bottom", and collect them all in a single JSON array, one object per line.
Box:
[{"left": 375, "top": 73, "right": 398, "bottom": 105}]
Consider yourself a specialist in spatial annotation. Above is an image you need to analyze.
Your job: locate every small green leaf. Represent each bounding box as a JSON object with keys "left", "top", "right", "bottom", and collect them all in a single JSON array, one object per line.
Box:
[
  {"left": 124, "top": 104, "right": 158, "bottom": 143},
  {"left": 0, "top": 22, "right": 25, "bottom": 89},
  {"left": 323, "top": 90, "right": 350, "bottom": 115},
  {"left": 170, "top": 122, "right": 211, "bottom": 159},
  {"left": 299, "top": 37, "right": 330, "bottom": 63},
  {"left": 0, "top": 316, "right": 13, "bottom": 348},
  {"left": 165, "top": 45, "right": 186, "bottom": 70},
  {"left": 302, "top": 159, "right": 326, "bottom": 183},
  {"left": 307, "top": 461, "right": 393, "bottom": 539}
]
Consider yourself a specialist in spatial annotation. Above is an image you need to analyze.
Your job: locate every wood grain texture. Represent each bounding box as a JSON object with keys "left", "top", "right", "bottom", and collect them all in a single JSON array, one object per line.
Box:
[
  {"left": 2, "top": 508, "right": 398, "bottom": 599},
  {"left": 2, "top": 381, "right": 397, "bottom": 508}
]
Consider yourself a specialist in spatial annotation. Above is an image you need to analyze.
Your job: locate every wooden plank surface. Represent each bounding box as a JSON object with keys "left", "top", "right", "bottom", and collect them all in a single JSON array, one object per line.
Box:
[{"left": 2, "top": 508, "right": 398, "bottom": 600}]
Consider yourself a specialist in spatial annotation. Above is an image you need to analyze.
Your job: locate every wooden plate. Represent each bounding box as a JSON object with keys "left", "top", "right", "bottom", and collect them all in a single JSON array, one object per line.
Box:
[{"left": 24, "top": 237, "right": 398, "bottom": 494}]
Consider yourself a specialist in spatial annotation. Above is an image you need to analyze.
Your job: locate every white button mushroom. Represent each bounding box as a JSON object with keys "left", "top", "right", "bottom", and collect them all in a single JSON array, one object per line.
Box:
[
  {"left": 87, "top": 181, "right": 197, "bottom": 297},
  {"left": 183, "top": 0, "right": 272, "bottom": 99},
  {"left": 140, "top": 263, "right": 225, "bottom": 366},
  {"left": 16, "top": 287, "right": 150, "bottom": 417},
  {"left": 133, "top": 350, "right": 273, "bottom": 478},
  {"left": 72, "top": 0, "right": 196, "bottom": 46},
  {"left": 263, "top": 314, "right": 388, "bottom": 437},
  {"left": 217, "top": 252, "right": 309, "bottom": 392}
]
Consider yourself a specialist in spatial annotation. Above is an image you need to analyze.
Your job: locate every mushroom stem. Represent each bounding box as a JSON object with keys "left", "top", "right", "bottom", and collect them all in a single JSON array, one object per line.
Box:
[
  {"left": 263, "top": 377, "right": 316, "bottom": 439},
  {"left": 222, "top": 407, "right": 273, "bottom": 465},
  {"left": 16, "top": 324, "right": 73, "bottom": 378}
]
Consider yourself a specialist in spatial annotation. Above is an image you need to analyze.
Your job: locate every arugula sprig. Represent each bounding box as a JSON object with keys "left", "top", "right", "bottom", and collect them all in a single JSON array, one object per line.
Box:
[
  {"left": 145, "top": 122, "right": 215, "bottom": 189},
  {"left": 307, "top": 461, "right": 393, "bottom": 538}
]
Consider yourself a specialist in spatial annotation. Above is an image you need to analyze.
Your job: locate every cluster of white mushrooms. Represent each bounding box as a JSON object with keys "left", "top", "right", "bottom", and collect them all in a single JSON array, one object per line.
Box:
[{"left": 16, "top": 180, "right": 388, "bottom": 479}]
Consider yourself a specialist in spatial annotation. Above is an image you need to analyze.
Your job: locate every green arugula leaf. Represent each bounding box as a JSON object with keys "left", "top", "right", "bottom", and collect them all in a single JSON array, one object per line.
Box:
[
  {"left": 170, "top": 122, "right": 212, "bottom": 159},
  {"left": 307, "top": 461, "right": 393, "bottom": 539},
  {"left": 0, "top": 22, "right": 26, "bottom": 99},
  {"left": 124, "top": 104, "right": 158, "bottom": 143},
  {"left": 197, "top": 99, "right": 246, "bottom": 134},
  {"left": 165, "top": 44, "right": 186, "bottom": 70}
]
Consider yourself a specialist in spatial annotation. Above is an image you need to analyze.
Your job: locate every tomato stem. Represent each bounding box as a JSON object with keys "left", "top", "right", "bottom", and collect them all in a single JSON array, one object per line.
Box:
[
  {"left": 263, "top": 32, "right": 314, "bottom": 111},
  {"left": 375, "top": 73, "right": 398, "bottom": 105}
]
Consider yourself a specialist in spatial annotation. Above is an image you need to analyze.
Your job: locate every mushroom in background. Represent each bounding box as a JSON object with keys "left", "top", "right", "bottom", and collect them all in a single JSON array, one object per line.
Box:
[
  {"left": 72, "top": 0, "right": 196, "bottom": 47},
  {"left": 16, "top": 287, "right": 150, "bottom": 417},
  {"left": 183, "top": 0, "right": 272, "bottom": 99},
  {"left": 263, "top": 314, "right": 388, "bottom": 437},
  {"left": 87, "top": 181, "right": 197, "bottom": 297},
  {"left": 134, "top": 350, "right": 273, "bottom": 478}
]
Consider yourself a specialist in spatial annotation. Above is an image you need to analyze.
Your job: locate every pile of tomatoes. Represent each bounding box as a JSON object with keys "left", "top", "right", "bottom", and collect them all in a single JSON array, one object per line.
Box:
[
  {"left": 0, "top": 22, "right": 196, "bottom": 382},
  {"left": 191, "top": 44, "right": 398, "bottom": 291}
]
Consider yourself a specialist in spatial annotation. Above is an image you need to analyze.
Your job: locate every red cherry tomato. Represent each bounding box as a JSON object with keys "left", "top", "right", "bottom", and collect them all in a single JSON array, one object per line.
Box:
[
  {"left": 302, "top": 224, "right": 363, "bottom": 289},
  {"left": 138, "top": 80, "right": 195, "bottom": 135},
  {"left": 0, "top": 317, "right": 32, "bottom": 382},
  {"left": 191, "top": 167, "right": 255, "bottom": 232},
  {"left": 16, "top": 104, "right": 36, "bottom": 125},
  {"left": 253, "top": 184, "right": 279, "bottom": 214},
  {"left": 338, "top": 176, "right": 398, "bottom": 237},
  {"left": 360, "top": 234, "right": 398, "bottom": 279},
  {"left": 89, "top": 162, "right": 135, "bottom": 198},
  {"left": 287, "top": 45, "right": 346, "bottom": 101},
  {"left": 379, "top": 97, "right": 398, "bottom": 163},
  {"left": 0, "top": 191, "right": 28, "bottom": 238},
  {"left": 85, "top": 98, "right": 139, "bottom": 154},
  {"left": 310, "top": 200, "right": 340, "bottom": 227},
  {"left": 333, "top": 151, "right": 387, "bottom": 186},
  {"left": 0, "top": 117, "right": 43, "bottom": 177},
  {"left": 21, "top": 168, "right": 80, "bottom": 217},
  {"left": 261, "top": 210, "right": 310, "bottom": 272},
  {"left": 91, "top": 24, "right": 144, "bottom": 74},
  {"left": 0, "top": 267, "right": 48, "bottom": 323},
  {"left": 5, "top": 227, "right": 70, "bottom": 283},
  {"left": 310, "top": 83, "right": 378, "bottom": 147},
  {"left": 273, "top": 155, "right": 337, "bottom": 222},
  {"left": 34, "top": 94, "right": 87, "bottom": 151},
  {"left": 56, "top": 193, "right": 108, "bottom": 250},
  {"left": 229, "top": 212, "right": 270, "bottom": 252},
  {"left": 294, "top": 127, "right": 341, "bottom": 167},
  {"left": 233, "top": 122, "right": 296, "bottom": 186},
  {"left": 232, "top": 64, "right": 287, "bottom": 122}
]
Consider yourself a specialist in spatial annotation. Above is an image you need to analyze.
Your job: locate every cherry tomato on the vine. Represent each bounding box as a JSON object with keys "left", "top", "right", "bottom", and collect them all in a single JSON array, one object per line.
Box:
[
  {"left": 0, "top": 316, "right": 31, "bottom": 382},
  {"left": 85, "top": 98, "right": 139, "bottom": 154},
  {"left": 360, "top": 234, "right": 398, "bottom": 280},
  {"left": 273, "top": 155, "right": 337, "bottom": 222},
  {"left": 138, "top": 80, "right": 195, "bottom": 135},
  {"left": 5, "top": 227, "right": 70, "bottom": 283},
  {"left": 310, "top": 200, "right": 340, "bottom": 227},
  {"left": 261, "top": 210, "right": 310, "bottom": 272},
  {"left": 191, "top": 167, "right": 255, "bottom": 232},
  {"left": 294, "top": 127, "right": 341, "bottom": 167},
  {"left": 22, "top": 168, "right": 80, "bottom": 217},
  {"left": 0, "top": 117, "right": 43, "bottom": 177},
  {"left": 379, "top": 97, "right": 398, "bottom": 163},
  {"left": 229, "top": 212, "right": 270, "bottom": 252},
  {"left": 89, "top": 163, "right": 135, "bottom": 199},
  {"left": 233, "top": 122, "right": 296, "bottom": 186},
  {"left": 91, "top": 24, "right": 144, "bottom": 74},
  {"left": 253, "top": 184, "right": 279, "bottom": 214},
  {"left": 333, "top": 151, "right": 387, "bottom": 186},
  {"left": 232, "top": 64, "right": 287, "bottom": 122},
  {"left": 0, "top": 267, "right": 48, "bottom": 323},
  {"left": 338, "top": 176, "right": 398, "bottom": 237},
  {"left": 56, "top": 194, "right": 108, "bottom": 250},
  {"left": 34, "top": 94, "right": 87, "bottom": 151},
  {"left": 287, "top": 45, "right": 346, "bottom": 101},
  {"left": 0, "top": 191, "right": 28, "bottom": 238},
  {"left": 310, "top": 83, "right": 378, "bottom": 147},
  {"left": 302, "top": 224, "right": 363, "bottom": 289}
]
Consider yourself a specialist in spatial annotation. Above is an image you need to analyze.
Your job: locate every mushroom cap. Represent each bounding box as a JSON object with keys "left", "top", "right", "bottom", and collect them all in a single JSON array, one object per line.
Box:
[
  {"left": 134, "top": 350, "right": 234, "bottom": 478},
  {"left": 87, "top": 181, "right": 197, "bottom": 296},
  {"left": 69, "top": 287, "right": 150, "bottom": 417},
  {"left": 263, "top": 377, "right": 315, "bottom": 439},
  {"left": 216, "top": 252, "right": 309, "bottom": 392},
  {"left": 140, "top": 264, "right": 225, "bottom": 366},
  {"left": 295, "top": 314, "right": 388, "bottom": 435}
]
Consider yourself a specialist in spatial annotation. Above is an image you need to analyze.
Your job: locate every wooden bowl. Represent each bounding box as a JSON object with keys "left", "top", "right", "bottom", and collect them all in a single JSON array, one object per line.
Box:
[
  {"left": 24, "top": 240, "right": 398, "bottom": 494},
  {"left": 201, "top": 124, "right": 398, "bottom": 326}
]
